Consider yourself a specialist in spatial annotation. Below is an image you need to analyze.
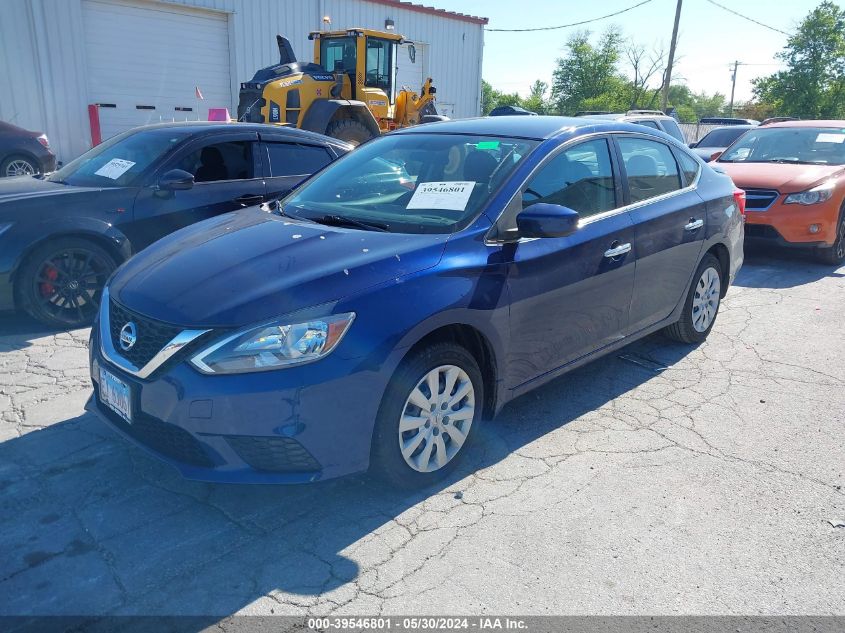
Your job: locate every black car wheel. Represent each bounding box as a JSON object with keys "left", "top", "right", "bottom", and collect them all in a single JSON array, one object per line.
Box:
[
  {"left": 19, "top": 238, "right": 117, "bottom": 328},
  {"left": 1, "top": 155, "right": 38, "bottom": 177},
  {"left": 816, "top": 207, "right": 845, "bottom": 265},
  {"left": 370, "top": 342, "right": 483, "bottom": 488},
  {"left": 325, "top": 119, "right": 375, "bottom": 146},
  {"left": 664, "top": 253, "right": 723, "bottom": 344}
]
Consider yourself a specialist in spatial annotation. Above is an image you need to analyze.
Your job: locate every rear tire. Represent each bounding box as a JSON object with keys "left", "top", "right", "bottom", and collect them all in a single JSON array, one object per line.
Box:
[
  {"left": 370, "top": 343, "right": 483, "bottom": 489},
  {"left": 325, "top": 119, "right": 376, "bottom": 146},
  {"left": 18, "top": 237, "right": 117, "bottom": 329},
  {"left": 1, "top": 154, "right": 38, "bottom": 177},
  {"left": 664, "top": 253, "right": 723, "bottom": 344},
  {"left": 815, "top": 208, "right": 845, "bottom": 265}
]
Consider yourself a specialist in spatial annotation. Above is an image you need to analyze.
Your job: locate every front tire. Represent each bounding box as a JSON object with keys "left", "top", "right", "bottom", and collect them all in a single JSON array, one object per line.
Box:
[
  {"left": 664, "top": 253, "right": 723, "bottom": 344},
  {"left": 18, "top": 237, "right": 117, "bottom": 329},
  {"left": 325, "top": 119, "right": 376, "bottom": 146},
  {"left": 370, "top": 343, "right": 483, "bottom": 488},
  {"left": 815, "top": 208, "right": 845, "bottom": 265}
]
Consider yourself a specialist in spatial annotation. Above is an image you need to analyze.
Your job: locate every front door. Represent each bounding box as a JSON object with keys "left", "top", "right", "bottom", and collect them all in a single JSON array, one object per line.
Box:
[
  {"left": 614, "top": 135, "right": 706, "bottom": 333},
  {"left": 128, "top": 132, "right": 265, "bottom": 249},
  {"left": 502, "top": 137, "right": 637, "bottom": 388}
]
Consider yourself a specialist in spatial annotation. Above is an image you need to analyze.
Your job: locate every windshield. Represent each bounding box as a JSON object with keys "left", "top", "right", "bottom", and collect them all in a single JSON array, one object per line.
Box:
[
  {"left": 48, "top": 128, "right": 191, "bottom": 187},
  {"left": 720, "top": 127, "right": 845, "bottom": 165},
  {"left": 281, "top": 133, "right": 539, "bottom": 234},
  {"left": 698, "top": 127, "right": 750, "bottom": 148}
]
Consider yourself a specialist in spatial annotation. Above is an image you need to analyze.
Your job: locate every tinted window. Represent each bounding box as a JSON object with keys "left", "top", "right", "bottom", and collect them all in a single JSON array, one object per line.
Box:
[
  {"left": 635, "top": 120, "right": 660, "bottom": 130},
  {"left": 267, "top": 143, "right": 332, "bottom": 177},
  {"left": 697, "top": 127, "right": 749, "bottom": 147},
  {"left": 283, "top": 134, "right": 538, "bottom": 234},
  {"left": 523, "top": 138, "right": 616, "bottom": 217},
  {"left": 675, "top": 150, "right": 700, "bottom": 186},
  {"left": 618, "top": 137, "right": 682, "bottom": 203},
  {"left": 176, "top": 141, "right": 256, "bottom": 182},
  {"left": 661, "top": 119, "right": 685, "bottom": 142}
]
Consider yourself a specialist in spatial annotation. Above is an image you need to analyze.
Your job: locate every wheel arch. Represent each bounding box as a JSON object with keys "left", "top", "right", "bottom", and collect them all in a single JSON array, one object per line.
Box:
[{"left": 300, "top": 99, "right": 380, "bottom": 137}]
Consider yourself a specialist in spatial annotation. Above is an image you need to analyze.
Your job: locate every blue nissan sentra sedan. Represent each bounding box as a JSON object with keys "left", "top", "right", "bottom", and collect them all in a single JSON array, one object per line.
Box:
[{"left": 87, "top": 116, "right": 744, "bottom": 487}]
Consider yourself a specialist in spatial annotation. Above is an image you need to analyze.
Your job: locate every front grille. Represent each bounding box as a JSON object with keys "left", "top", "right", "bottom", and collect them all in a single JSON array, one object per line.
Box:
[
  {"left": 743, "top": 188, "right": 780, "bottom": 211},
  {"left": 226, "top": 436, "right": 321, "bottom": 473},
  {"left": 109, "top": 299, "right": 182, "bottom": 369},
  {"left": 745, "top": 224, "right": 783, "bottom": 240},
  {"left": 95, "top": 386, "right": 215, "bottom": 468}
]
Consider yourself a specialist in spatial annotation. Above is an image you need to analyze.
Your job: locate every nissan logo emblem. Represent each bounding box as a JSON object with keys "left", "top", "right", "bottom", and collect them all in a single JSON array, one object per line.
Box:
[{"left": 119, "top": 322, "right": 137, "bottom": 351}]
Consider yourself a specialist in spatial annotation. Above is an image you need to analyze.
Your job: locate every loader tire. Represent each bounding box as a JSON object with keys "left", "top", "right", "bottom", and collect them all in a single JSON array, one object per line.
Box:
[{"left": 325, "top": 119, "right": 375, "bottom": 146}]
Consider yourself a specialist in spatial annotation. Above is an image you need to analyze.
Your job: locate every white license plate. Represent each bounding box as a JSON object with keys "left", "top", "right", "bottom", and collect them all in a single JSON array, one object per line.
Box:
[{"left": 99, "top": 367, "right": 132, "bottom": 423}]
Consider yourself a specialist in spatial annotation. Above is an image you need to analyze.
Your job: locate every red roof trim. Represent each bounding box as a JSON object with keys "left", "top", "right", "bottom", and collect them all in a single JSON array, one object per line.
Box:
[{"left": 363, "top": 0, "right": 489, "bottom": 25}]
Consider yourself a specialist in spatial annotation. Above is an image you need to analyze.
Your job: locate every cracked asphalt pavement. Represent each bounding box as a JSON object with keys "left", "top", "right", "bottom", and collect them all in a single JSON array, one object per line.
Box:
[{"left": 0, "top": 251, "right": 843, "bottom": 618}]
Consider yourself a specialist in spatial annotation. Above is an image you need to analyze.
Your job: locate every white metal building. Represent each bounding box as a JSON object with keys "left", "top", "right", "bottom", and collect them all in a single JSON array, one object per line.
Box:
[{"left": 0, "top": 0, "right": 487, "bottom": 164}]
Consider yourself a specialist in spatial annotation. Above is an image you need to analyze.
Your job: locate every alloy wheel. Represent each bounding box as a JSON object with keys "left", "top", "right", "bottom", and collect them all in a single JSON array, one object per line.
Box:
[
  {"left": 5, "top": 159, "right": 36, "bottom": 177},
  {"left": 836, "top": 218, "right": 845, "bottom": 260},
  {"left": 398, "top": 364, "right": 475, "bottom": 473},
  {"left": 691, "top": 266, "right": 721, "bottom": 333},
  {"left": 33, "top": 248, "right": 111, "bottom": 325}
]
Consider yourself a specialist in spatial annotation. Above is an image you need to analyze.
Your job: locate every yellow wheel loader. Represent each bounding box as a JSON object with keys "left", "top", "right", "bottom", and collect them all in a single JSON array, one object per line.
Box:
[{"left": 237, "top": 29, "right": 444, "bottom": 145}]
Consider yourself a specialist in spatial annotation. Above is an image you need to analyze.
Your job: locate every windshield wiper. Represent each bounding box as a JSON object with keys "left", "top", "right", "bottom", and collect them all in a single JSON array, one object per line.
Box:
[{"left": 311, "top": 214, "right": 390, "bottom": 232}]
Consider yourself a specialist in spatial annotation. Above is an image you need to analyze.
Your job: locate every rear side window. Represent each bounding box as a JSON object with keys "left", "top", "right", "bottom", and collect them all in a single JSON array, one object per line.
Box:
[
  {"left": 266, "top": 143, "right": 332, "bottom": 177},
  {"left": 618, "top": 137, "right": 682, "bottom": 203},
  {"left": 522, "top": 138, "right": 616, "bottom": 217},
  {"left": 661, "top": 119, "right": 685, "bottom": 142},
  {"left": 635, "top": 120, "right": 660, "bottom": 130},
  {"left": 675, "top": 150, "right": 700, "bottom": 186}
]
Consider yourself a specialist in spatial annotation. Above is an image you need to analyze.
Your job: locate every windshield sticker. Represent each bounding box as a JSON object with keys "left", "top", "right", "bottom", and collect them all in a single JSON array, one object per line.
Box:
[
  {"left": 475, "top": 141, "right": 500, "bottom": 150},
  {"left": 407, "top": 181, "right": 476, "bottom": 211},
  {"left": 94, "top": 158, "right": 136, "bottom": 179},
  {"left": 816, "top": 133, "right": 845, "bottom": 143}
]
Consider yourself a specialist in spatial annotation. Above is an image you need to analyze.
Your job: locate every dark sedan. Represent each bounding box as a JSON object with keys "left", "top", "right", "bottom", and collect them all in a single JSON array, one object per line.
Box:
[
  {"left": 689, "top": 125, "right": 755, "bottom": 161},
  {"left": 88, "top": 116, "right": 744, "bottom": 487},
  {"left": 0, "top": 122, "right": 351, "bottom": 327},
  {"left": 0, "top": 121, "right": 57, "bottom": 177}
]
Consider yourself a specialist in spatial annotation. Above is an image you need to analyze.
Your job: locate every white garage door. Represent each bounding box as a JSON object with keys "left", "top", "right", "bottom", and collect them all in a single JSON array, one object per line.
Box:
[
  {"left": 396, "top": 42, "right": 426, "bottom": 94},
  {"left": 83, "top": 0, "right": 232, "bottom": 142}
]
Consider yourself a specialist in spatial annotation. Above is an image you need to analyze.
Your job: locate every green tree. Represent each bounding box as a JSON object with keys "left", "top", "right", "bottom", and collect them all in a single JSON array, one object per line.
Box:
[
  {"left": 550, "top": 28, "right": 625, "bottom": 114},
  {"left": 752, "top": 1, "right": 845, "bottom": 118},
  {"left": 480, "top": 79, "right": 523, "bottom": 115},
  {"left": 523, "top": 80, "right": 549, "bottom": 114}
]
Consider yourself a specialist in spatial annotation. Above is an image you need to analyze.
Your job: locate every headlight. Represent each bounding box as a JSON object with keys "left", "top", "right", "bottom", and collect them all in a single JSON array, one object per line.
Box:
[
  {"left": 190, "top": 312, "right": 355, "bottom": 374},
  {"left": 0, "top": 223, "right": 13, "bottom": 238},
  {"left": 784, "top": 181, "right": 836, "bottom": 205}
]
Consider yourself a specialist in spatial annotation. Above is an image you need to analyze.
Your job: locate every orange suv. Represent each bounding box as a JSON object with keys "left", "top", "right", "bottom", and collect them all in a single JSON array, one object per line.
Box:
[{"left": 715, "top": 120, "right": 845, "bottom": 264}]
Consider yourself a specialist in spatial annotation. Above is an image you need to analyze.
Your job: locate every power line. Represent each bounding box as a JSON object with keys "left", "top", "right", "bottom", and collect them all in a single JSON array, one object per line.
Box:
[
  {"left": 704, "top": 0, "right": 792, "bottom": 36},
  {"left": 485, "top": 0, "right": 654, "bottom": 32}
]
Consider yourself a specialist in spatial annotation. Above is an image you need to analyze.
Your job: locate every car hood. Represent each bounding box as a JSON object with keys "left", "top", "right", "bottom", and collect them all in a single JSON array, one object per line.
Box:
[
  {"left": 717, "top": 162, "right": 845, "bottom": 193},
  {"left": 110, "top": 209, "right": 449, "bottom": 327},
  {"left": 0, "top": 176, "right": 108, "bottom": 209}
]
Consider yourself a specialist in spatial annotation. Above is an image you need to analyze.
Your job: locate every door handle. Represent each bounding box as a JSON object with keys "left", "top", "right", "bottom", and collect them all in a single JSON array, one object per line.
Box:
[
  {"left": 603, "top": 242, "right": 632, "bottom": 259},
  {"left": 235, "top": 194, "right": 263, "bottom": 205},
  {"left": 684, "top": 218, "right": 704, "bottom": 231}
]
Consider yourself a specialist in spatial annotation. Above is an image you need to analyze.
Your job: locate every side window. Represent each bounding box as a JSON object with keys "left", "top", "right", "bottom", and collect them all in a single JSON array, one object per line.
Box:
[
  {"left": 266, "top": 143, "right": 332, "bottom": 177},
  {"left": 617, "top": 137, "right": 682, "bottom": 203},
  {"left": 175, "top": 140, "right": 255, "bottom": 183},
  {"left": 675, "top": 150, "right": 700, "bottom": 186},
  {"left": 522, "top": 138, "right": 617, "bottom": 218},
  {"left": 635, "top": 120, "right": 660, "bottom": 130},
  {"left": 662, "top": 119, "right": 686, "bottom": 143}
]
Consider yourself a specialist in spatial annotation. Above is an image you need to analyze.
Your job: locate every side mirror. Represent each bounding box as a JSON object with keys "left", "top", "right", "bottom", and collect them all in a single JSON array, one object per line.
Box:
[
  {"left": 709, "top": 151, "right": 723, "bottom": 162},
  {"left": 688, "top": 141, "right": 698, "bottom": 148},
  {"left": 408, "top": 44, "right": 417, "bottom": 63},
  {"left": 158, "top": 169, "right": 194, "bottom": 191},
  {"left": 516, "top": 203, "right": 580, "bottom": 239}
]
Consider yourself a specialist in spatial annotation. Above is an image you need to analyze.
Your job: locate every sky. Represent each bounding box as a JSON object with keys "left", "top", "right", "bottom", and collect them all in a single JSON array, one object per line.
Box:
[{"left": 431, "top": 0, "right": 821, "bottom": 103}]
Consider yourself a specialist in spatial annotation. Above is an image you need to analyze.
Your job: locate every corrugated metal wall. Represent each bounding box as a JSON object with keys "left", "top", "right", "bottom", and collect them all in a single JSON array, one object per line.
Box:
[{"left": 0, "top": 0, "right": 484, "bottom": 163}]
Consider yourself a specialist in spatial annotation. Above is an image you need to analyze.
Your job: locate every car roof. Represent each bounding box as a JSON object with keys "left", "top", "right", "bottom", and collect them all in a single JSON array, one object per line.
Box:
[
  {"left": 126, "top": 121, "right": 351, "bottom": 148},
  {"left": 393, "top": 115, "right": 681, "bottom": 141},
  {"left": 763, "top": 119, "right": 845, "bottom": 129},
  {"left": 579, "top": 113, "right": 674, "bottom": 121}
]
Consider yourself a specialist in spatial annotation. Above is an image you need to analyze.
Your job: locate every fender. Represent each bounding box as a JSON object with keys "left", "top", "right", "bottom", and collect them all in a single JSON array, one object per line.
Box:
[{"left": 299, "top": 100, "right": 381, "bottom": 137}]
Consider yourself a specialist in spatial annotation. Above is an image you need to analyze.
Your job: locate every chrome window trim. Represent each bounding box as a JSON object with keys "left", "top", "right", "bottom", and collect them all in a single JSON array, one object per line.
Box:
[
  {"left": 98, "top": 287, "right": 209, "bottom": 379},
  {"left": 485, "top": 131, "right": 702, "bottom": 244}
]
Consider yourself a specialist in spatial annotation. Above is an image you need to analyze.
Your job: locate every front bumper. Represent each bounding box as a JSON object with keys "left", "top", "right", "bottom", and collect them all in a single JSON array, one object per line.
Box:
[
  {"left": 745, "top": 199, "right": 840, "bottom": 247},
  {"left": 88, "top": 327, "right": 387, "bottom": 484}
]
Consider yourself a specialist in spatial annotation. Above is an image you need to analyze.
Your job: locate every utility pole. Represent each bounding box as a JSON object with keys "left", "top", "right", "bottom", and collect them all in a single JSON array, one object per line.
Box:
[
  {"left": 661, "top": 0, "right": 683, "bottom": 112},
  {"left": 729, "top": 61, "right": 740, "bottom": 116}
]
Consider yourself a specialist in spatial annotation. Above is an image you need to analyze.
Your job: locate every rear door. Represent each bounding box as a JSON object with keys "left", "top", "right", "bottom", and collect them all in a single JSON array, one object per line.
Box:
[
  {"left": 614, "top": 134, "right": 706, "bottom": 333},
  {"left": 502, "top": 136, "right": 636, "bottom": 387},
  {"left": 260, "top": 137, "right": 335, "bottom": 200},
  {"left": 129, "top": 131, "right": 264, "bottom": 248}
]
